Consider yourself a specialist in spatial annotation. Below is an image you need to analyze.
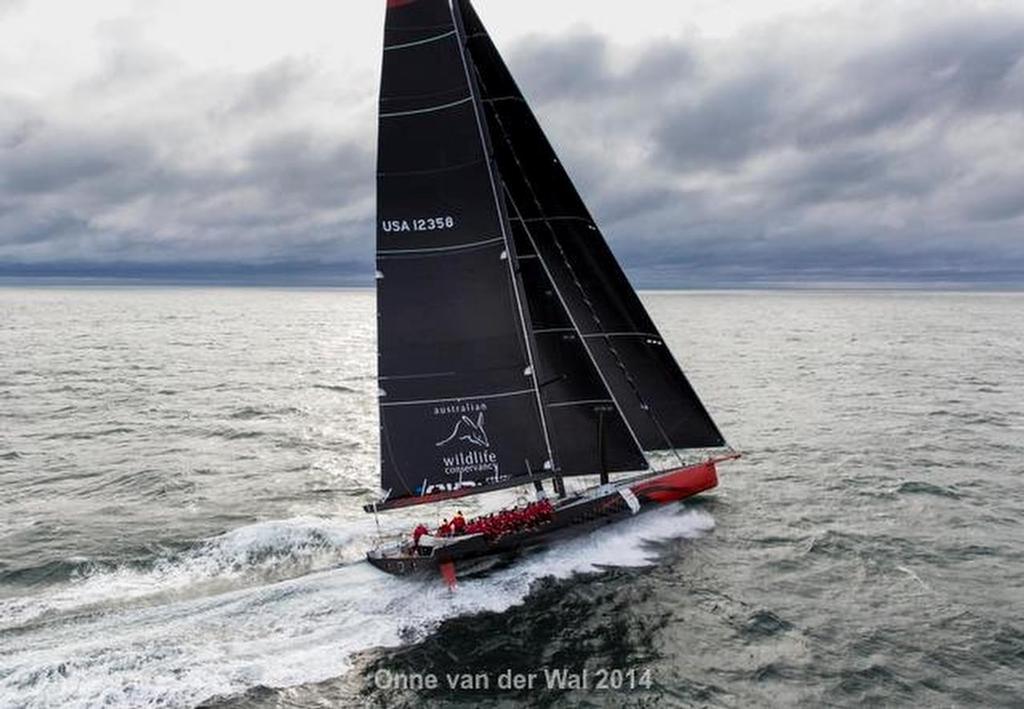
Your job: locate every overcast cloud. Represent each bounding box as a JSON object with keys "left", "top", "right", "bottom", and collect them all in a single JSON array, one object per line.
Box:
[{"left": 1, "top": 0, "right": 1022, "bottom": 285}]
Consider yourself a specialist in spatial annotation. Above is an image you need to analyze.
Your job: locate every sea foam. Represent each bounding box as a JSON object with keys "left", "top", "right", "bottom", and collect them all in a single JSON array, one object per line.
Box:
[{"left": 0, "top": 507, "right": 713, "bottom": 708}]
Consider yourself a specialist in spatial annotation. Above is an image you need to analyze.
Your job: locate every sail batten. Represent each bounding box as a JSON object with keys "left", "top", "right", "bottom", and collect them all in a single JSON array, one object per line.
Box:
[
  {"left": 381, "top": 388, "right": 536, "bottom": 408},
  {"left": 378, "top": 235, "right": 503, "bottom": 256},
  {"left": 384, "top": 29, "right": 457, "bottom": 51},
  {"left": 379, "top": 96, "right": 473, "bottom": 118},
  {"left": 547, "top": 399, "right": 617, "bottom": 409}
]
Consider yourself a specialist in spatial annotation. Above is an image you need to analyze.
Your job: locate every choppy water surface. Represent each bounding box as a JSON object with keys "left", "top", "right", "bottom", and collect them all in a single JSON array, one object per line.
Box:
[{"left": 1, "top": 287, "right": 1022, "bottom": 708}]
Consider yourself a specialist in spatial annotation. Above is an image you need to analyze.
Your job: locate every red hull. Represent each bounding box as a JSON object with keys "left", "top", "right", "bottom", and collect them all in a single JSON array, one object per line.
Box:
[
  {"left": 367, "top": 456, "right": 735, "bottom": 579},
  {"left": 630, "top": 460, "right": 719, "bottom": 505}
]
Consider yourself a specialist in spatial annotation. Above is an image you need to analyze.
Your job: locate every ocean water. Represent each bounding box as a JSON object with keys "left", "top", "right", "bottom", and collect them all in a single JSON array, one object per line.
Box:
[{"left": 0, "top": 287, "right": 1022, "bottom": 708}]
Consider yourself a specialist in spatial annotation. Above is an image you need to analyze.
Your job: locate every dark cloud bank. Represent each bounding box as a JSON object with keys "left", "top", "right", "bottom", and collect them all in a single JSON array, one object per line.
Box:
[{"left": 2, "top": 5, "right": 1023, "bottom": 287}]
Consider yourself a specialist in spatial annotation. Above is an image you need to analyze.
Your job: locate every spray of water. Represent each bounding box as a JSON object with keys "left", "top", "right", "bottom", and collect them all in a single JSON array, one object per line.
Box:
[{"left": 0, "top": 506, "right": 714, "bottom": 708}]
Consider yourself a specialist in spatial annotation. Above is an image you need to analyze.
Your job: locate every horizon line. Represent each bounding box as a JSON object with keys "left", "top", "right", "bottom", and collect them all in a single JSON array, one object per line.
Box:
[{"left": 2, "top": 276, "right": 1023, "bottom": 293}]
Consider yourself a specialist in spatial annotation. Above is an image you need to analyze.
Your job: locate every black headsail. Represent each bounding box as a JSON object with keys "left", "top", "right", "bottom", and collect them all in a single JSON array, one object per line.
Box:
[
  {"left": 375, "top": 0, "right": 554, "bottom": 509},
  {"left": 456, "top": 0, "right": 726, "bottom": 453},
  {"left": 451, "top": 4, "right": 648, "bottom": 480}
]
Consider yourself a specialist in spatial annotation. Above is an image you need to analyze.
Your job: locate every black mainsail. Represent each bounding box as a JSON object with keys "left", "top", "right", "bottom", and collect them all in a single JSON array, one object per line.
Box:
[
  {"left": 372, "top": 0, "right": 723, "bottom": 511},
  {"left": 376, "top": 0, "right": 553, "bottom": 505}
]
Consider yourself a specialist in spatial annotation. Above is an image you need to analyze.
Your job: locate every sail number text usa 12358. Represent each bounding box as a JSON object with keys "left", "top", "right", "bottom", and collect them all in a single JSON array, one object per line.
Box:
[{"left": 381, "top": 216, "right": 456, "bottom": 233}]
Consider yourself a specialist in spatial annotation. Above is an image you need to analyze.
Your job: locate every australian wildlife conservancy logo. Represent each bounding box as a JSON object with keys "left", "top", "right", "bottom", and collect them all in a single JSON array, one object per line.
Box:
[
  {"left": 436, "top": 411, "right": 489, "bottom": 448},
  {"left": 433, "top": 403, "right": 500, "bottom": 480}
]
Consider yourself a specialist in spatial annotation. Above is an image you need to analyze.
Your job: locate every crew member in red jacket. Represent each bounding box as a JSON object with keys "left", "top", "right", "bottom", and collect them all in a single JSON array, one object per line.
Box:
[
  {"left": 452, "top": 511, "right": 466, "bottom": 535},
  {"left": 411, "top": 523, "right": 429, "bottom": 551}
]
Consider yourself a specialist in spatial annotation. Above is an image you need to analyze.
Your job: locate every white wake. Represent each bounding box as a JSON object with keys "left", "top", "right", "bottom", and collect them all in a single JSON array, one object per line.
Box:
[{"left": 0, "top": 507, "right": 714, "bottom": 708}]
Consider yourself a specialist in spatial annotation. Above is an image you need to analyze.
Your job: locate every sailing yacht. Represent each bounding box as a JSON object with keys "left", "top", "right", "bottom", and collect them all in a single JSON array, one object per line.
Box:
[{"left": 365, "top": 0, "right": 737, "bottom": 581}]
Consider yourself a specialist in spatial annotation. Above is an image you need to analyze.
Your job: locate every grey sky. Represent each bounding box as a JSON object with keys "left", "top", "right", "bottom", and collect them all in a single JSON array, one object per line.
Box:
[{"left": 1, "top": 0, "right": 1022, "bottom": 285}]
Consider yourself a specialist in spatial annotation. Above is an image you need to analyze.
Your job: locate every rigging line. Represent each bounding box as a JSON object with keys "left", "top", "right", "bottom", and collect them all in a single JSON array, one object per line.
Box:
[
  {"left": 450, "top": 0, "right": 556, "bottom": 476},
  {"left": 469, "top": 63, "right": 683, "bottom": 467}
]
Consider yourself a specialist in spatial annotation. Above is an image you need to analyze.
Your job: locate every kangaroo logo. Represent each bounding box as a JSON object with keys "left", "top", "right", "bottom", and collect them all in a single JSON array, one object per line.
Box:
[{"left": 436, "top": 412, "right": 489, "bottom": 448}]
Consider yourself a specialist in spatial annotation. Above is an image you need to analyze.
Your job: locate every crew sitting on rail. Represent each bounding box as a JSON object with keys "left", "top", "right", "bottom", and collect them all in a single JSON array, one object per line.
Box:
[
  {"left": 454, "top": 500, "right": 555, "bottom": 540},
  {"left": 437, "top": 518, "right": 452, "bottom": 537}
]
